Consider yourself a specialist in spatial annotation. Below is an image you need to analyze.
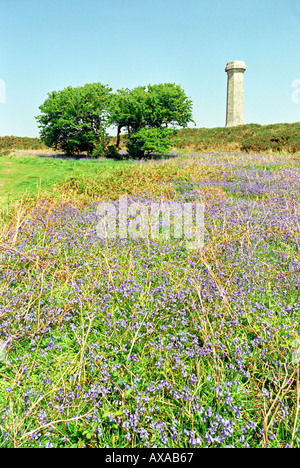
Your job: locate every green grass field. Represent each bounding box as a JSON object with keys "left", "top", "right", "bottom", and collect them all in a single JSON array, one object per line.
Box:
[
  {"left": 0, "top": 141, "right": 300, "bottom": 448},
  {"left": 0, "top": 153, "right": 126, "bottom": 208}
]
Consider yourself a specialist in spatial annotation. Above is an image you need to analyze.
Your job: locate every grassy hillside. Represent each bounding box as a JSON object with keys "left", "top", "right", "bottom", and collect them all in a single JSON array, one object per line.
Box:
[
  {"left": 1, "top": 122, "right": 300, "bottom": 155},
  {"left": 0, "top": 136, "right": 48, "bottom": 153},
  {"left": 0, "top": 150, "right": 299, "bottom": 448},
  {"left": 175, "top": 122, "right": 300, "bottom": 153}
]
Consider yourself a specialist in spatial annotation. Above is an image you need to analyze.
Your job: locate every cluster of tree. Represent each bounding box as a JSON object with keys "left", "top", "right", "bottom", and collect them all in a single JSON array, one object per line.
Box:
[{"left": 36, "top": 82, "right": 195, "bottom": 158}]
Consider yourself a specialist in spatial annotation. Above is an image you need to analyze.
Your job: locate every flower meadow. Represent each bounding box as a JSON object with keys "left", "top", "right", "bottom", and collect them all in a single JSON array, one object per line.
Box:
[{"left": 0, "top": 151, "right": 299, "bottom": 448}]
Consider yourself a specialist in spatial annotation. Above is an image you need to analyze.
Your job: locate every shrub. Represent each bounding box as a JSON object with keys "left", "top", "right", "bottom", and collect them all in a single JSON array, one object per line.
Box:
[
  {"left": 126, "top": 127, "right": 178, "bottom": 159},
  {"left": 104, "top": 145, "right": 125, "bottom": 160}
]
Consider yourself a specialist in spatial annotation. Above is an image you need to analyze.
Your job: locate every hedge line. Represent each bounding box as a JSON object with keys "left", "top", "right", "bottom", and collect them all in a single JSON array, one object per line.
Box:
[
  {"left": 1, "top": 122, "right": 300, "bottom": 154},
  {"left": 176, "top": 122, "right": 300, "bottom": 153},
  {"left": 0, "top": 136, "right": 47, "bottom": 152}
]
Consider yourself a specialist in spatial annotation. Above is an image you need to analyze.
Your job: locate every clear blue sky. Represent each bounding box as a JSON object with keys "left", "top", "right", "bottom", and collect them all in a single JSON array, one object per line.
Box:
[{"left": 0, "top": 0, "right": 300, "bottom": 137}]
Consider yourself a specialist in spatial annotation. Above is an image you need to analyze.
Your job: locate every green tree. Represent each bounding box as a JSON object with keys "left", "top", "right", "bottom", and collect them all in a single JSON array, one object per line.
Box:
[
  {"left": 109, "top": 83, "right": 195, "bottom": 157},
  {"left": 109, "top": 86, "right": 148, "bottom": 149},
  {"left": 145, "top": 83, "right": 194, "bottom": 129},
  {"left": 36, "top": 83, "right": 112, "bottom": 156},
  {"left": 126, "top": 127, "right": 178, "bottom": 159}
]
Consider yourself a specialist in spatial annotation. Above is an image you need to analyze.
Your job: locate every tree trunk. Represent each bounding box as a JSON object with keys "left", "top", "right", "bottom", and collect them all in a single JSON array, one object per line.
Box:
[{"left": 116, "top": 125, "right": 121, "bottom": 149}]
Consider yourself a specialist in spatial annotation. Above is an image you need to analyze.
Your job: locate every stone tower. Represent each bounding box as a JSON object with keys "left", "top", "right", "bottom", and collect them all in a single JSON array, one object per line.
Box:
[{"left": 225, "top": 60, "right": 246, "bottom": 127}]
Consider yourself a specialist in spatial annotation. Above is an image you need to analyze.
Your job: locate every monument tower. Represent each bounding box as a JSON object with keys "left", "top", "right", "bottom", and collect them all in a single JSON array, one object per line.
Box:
[{"left": 225, "top": 60, "right": 246, "bottom": 127}]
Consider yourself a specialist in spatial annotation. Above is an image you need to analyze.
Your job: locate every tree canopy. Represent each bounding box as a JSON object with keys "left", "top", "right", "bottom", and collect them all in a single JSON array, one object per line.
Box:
[
  {"left": 36, "top": 83, "right": 112, "bottom": 155},
  {"left": 109, "top": 83, "right": 195, "bottom": 153},
  {"left": 36, "top": 81, "right": 194, "bottom": 158}
]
